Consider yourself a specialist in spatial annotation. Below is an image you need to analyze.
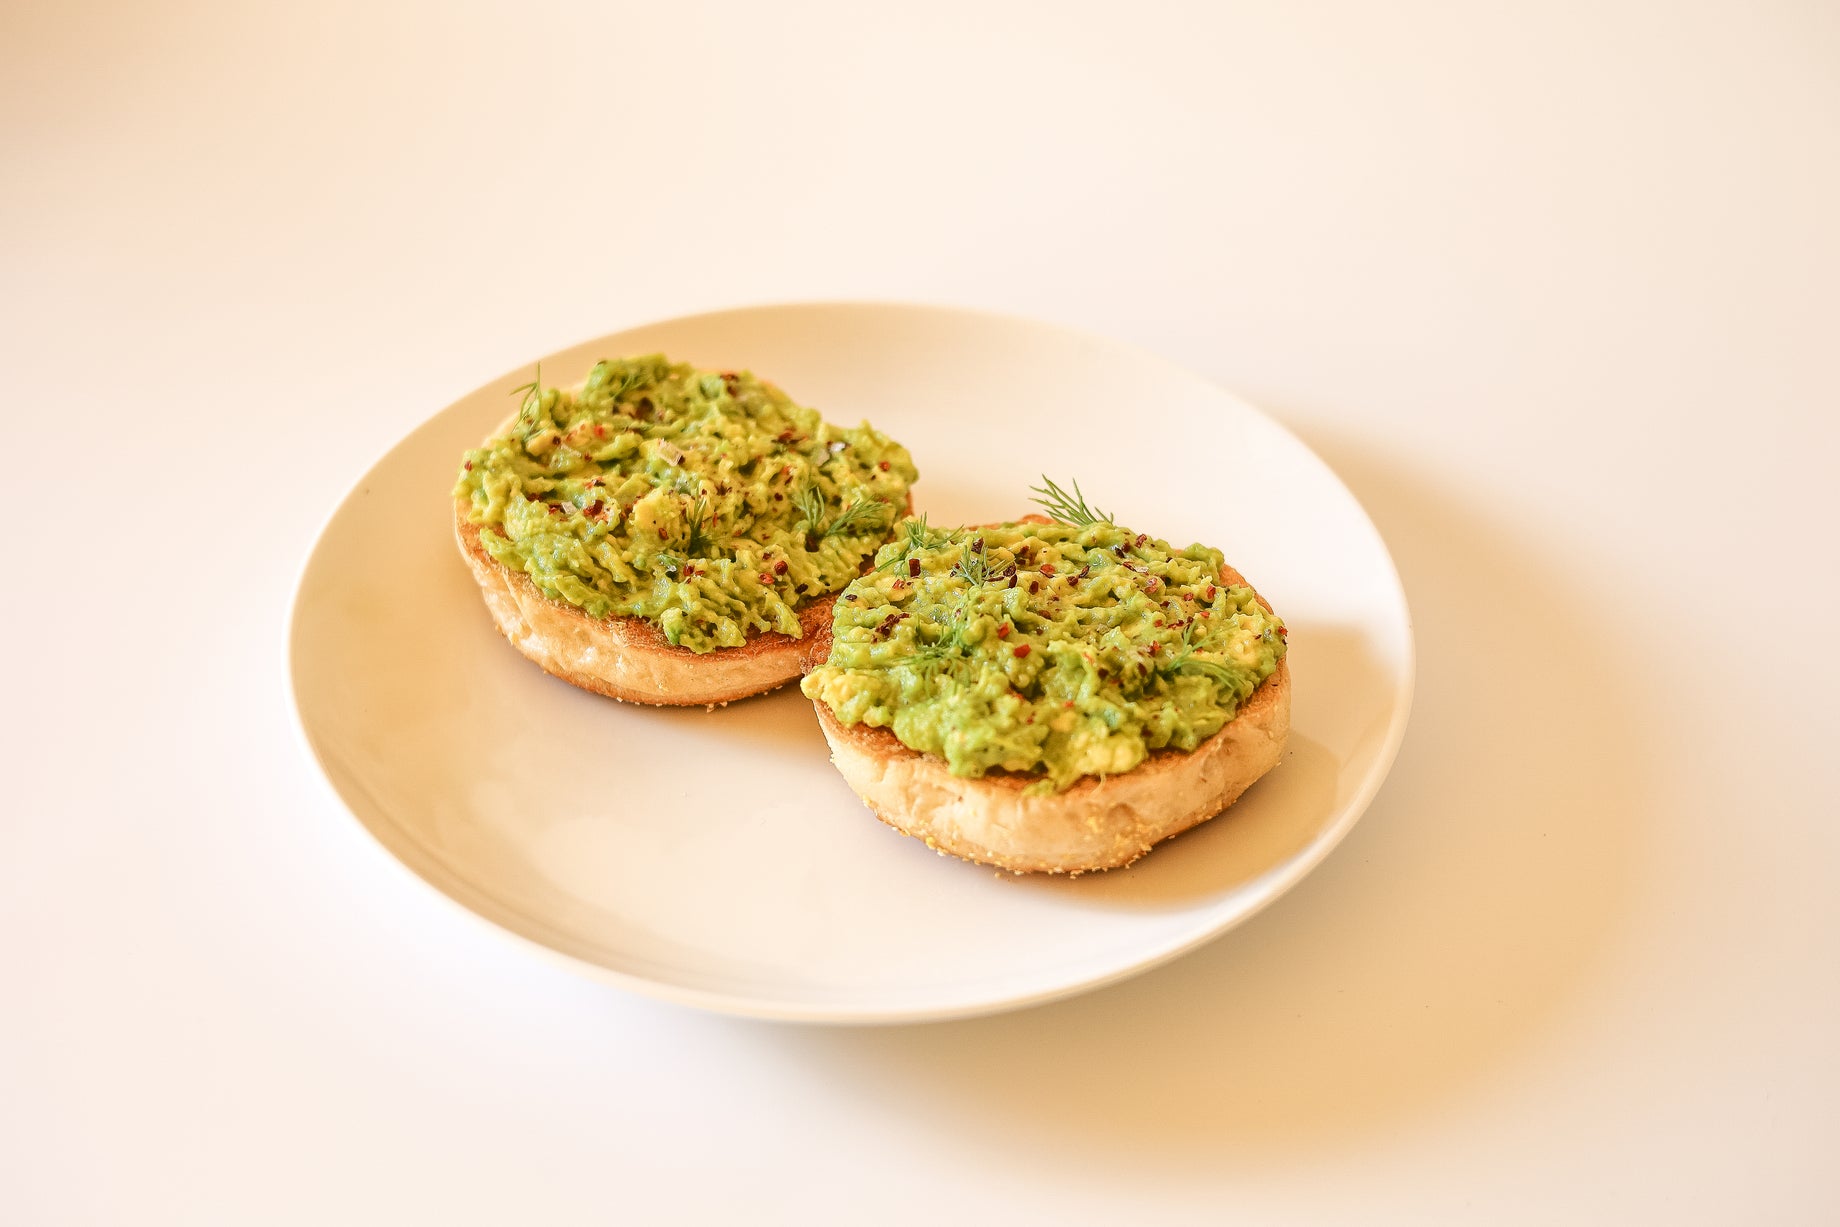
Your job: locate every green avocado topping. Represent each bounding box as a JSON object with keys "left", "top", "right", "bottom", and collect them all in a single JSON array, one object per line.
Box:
[
  {"left": 455, "top": 355, "right": 917, "bottom": 653},
  {"left": 799, "top": 495, "right": 1287, "bottom": 792}
]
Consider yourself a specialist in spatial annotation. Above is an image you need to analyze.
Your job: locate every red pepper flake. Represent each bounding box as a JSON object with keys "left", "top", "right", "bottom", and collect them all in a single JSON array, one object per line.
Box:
[
  {"left": 996, "top": 623, "right": 1011, "bottom": 639},
  {"left": 462, "top": 461, "right": 472, "bottom": 471},
  {"left": 1204, "top": 584, "right": 1217, "bottom": 601},
  {"left": 1148, "top": 642, "right": 1161, "bottom": 655},
  {"left": 878, "top": 461, "right": 890, "bottom": 471},
  {"left": 1029, "top": 579, "right": 1041, "bottom": 594},
  {"left": 907, "top": 558, "right": 920, "bottom": 578},
  {"left": 1135, "top": 534, "right": 1148, "bottom": 546},
  {"left": 1012, "top": 644, "right": 1031, "bottom": 658},
  {"left": 586, "top": 500, "right": 604, "bottom": 517},
  {"left": 773, "top": 493, "right": 784, "bottom": 501},
  {"left": 1064, "top": 700, "right": 1074, "bottom": 708},
  {"left": 775, "top": 429, "right": 795, "bottom": 443},
  {"left": 1154, "top": 620, "right": 1163, "bottom": 628},
  {"left": 1007, "top": 573, "right": 1018, "bottom": 589},
  {"left": 774, "top": 559, "right": 789, "bottom": 575},
  {"left": 759, "top": 572, "right": 773, "bottom": 584},
  {"left": 795, "top": 583, "right": 808, "bottom": 594},
  {"left": 586, "top": 477, "right": 603, "bottom": 487},
  {"left": 1041, "top": 564, "right": 1055, "bottom": 576},
  {"left": 1277, "top": 625, "right": 1288, "bottom": 637},
  {"left": 593, "top": 424, "right": 607, "bottom": 438},
  {"left": 548, "top": 503, "right": 564, "bottom": 514}
]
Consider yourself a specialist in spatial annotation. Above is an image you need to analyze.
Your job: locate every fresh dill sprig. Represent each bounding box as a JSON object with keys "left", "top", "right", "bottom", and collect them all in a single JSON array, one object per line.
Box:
[
  {"left": 1030, "top": 476, "right": 1112, "bottom": 527},
  {"left": 951, "top": 534, "right": 991, "bottom": 585},
  {"left": 1160, "top": 622, "right": 1242, "bottom": 688},
  {"left": 908, "top": 607, "right": 970, "bottom": 675},
  {"left": 510, "top": 364, "right": 544, "bottom": 420},
  {"left": 794, "top": 484, "right": 893, "bottom": 544},
  {"left": 823, "top": 492, "right": 892, "bottom": 539},
  {"left": 683, "top": 494, "right": 715, "bottom": 556},
  {"left": 1159, "top": 620, "right": 1199, "bottom": 673},
  {"left": 793, "top": 482, "right": 827, "bottom": 534},
  {"left": 605, "top": 361, "right": 654, "bottom": 402},
  {"left": 873, "top": 513, "right": 946, "bottom": 571},
  {"left": 1175, "top": 656, "right": 1241, "bottom": 687}
]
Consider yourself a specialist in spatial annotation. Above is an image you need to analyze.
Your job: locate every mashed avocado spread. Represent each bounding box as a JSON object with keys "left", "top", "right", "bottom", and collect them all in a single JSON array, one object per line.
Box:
[
  {"left": 455, "top": 355, "right": 917, "bottom": 653},
  {"left": 800, "top": 506, "right": 1286, "bottom": 792}
]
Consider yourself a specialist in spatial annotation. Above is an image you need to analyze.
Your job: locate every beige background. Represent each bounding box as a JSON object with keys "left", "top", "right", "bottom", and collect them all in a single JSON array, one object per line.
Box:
[{"left": 4, "top": 1, "right": 1836, "bottom": 1222}]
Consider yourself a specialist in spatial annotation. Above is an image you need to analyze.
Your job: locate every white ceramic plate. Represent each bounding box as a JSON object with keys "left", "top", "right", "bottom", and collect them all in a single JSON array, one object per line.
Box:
[{"left": 288, "top": 302, "right": 1413, "bottom": 1023}]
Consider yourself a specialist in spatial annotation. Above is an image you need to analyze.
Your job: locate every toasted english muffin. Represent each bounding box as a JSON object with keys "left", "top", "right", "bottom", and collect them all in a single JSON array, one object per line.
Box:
[
  {"left": 454, "top": 493, "right": 843, "bottom": 706},
  {"left": 803, "top": 506, "right": 1290, "bottom": 872},
  {"left": 454, "top": 356, "right": 917, "bottom": 706}
]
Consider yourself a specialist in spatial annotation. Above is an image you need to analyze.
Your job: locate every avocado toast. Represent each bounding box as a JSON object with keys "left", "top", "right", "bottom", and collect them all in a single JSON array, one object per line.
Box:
[
  {"left": 801, "top": 484, "right": 1290, "bottom": 872},
  {"left": 454, "top": 356, "right": 917, "bottom": 705}
]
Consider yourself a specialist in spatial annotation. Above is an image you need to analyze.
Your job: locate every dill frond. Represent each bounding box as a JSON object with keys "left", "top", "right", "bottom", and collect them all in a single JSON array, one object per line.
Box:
[
  {"left": 874, "top": 513, "right": 946, "bottom": 571},
  {"left": 951, "top": 534, "right": 991, "bottom": 585},
  {"left": 1030, "top": 476, "right": 1112, "bottom": 527},
  {"left": 823, "top": 492, "right": 891, "bottom": 539},
  {"left": 683, "top": 494, "right": 715, "bottom": 556},
  {"left": 795, "top": 484, "right": 894, "bottom": 544},
  {"left": 793, "top": 482, "right": 827, "bottom": 534},
  {"left": 511, "top": 364, "right": 544, "bottom": 423},
  {"left": 908, "top": 607, "right": 970, "bottom": 675},
  {"left": 1160, "top": 622, "right": 1243, "bottom": 688},
  {"left": 1175, "top": 656, "right": 1240, "bottom": 687}
]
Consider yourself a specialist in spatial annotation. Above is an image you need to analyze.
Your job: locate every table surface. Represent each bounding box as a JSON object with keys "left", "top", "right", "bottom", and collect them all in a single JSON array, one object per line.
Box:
[{"left": 5, "top": 2, "right": 1836, "bottom": 1222}]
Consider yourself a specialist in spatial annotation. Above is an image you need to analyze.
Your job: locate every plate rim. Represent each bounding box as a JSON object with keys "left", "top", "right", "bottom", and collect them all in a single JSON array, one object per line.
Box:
[{"left": 284, "top": 298, "right": 1417, "bottom": 1025}]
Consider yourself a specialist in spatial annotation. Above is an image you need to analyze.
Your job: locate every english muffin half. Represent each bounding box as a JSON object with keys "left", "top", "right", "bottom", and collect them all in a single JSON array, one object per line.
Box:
[
  {"left": 802, "top": 494, "right": 1289, "bottom": 871},
  {"left": 455, "top": 355, "right": 917, "bottom": 706}
]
